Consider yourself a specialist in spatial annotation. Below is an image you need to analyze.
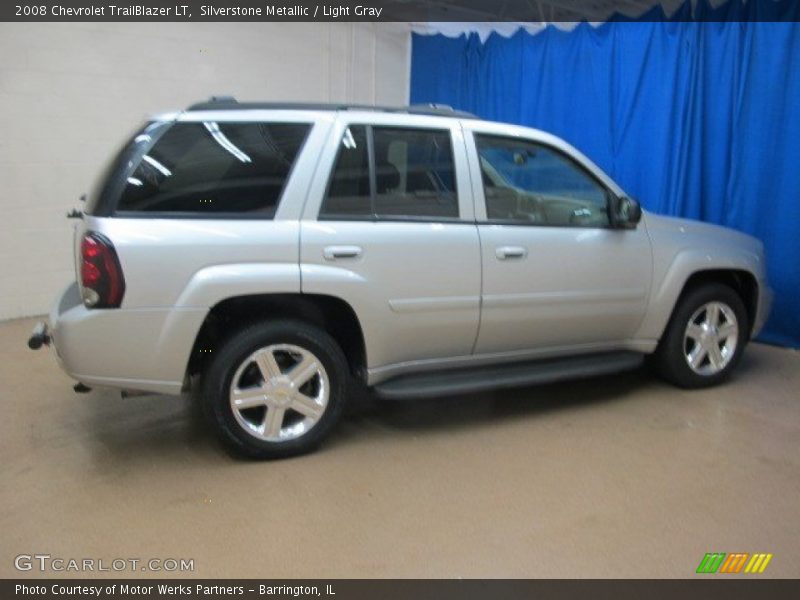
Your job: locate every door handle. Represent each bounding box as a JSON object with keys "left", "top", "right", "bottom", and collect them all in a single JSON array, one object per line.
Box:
[
  {"left": 323, "top": 245, "right": 363, "bottom": 260},
  {"left": 495, "top": 246, "right": 527, "bottom": 260}
]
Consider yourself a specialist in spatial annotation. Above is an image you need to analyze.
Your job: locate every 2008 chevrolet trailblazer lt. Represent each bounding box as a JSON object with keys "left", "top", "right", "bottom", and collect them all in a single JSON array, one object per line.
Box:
[{"left": 28, "top": 98, "right": 772, "bottom": 458}]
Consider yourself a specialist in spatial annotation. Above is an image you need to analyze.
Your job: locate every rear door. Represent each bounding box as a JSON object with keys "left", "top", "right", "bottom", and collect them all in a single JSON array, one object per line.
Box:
[{"left": 300, "top": 113, "right": 481, "bottom": 378}]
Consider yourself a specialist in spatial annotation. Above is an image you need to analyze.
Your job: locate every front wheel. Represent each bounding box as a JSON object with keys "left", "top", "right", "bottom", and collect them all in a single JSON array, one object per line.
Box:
[
  {"left": 653, "top": 283, "right": 748, "bottom": 388},
  {"left": 202, "top": 320, "right": 349, "bottom": 459}
]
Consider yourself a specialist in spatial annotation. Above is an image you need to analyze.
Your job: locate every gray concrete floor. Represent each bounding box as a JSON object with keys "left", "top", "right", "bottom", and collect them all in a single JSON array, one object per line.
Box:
[{"left": 1, "top": 316, "right": 798, "bottom": 578}]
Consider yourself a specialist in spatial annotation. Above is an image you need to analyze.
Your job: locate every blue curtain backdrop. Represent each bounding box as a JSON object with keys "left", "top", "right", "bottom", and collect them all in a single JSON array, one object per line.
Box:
[{"left": 410, "top": 0, "right": 800, "bottom": 347}]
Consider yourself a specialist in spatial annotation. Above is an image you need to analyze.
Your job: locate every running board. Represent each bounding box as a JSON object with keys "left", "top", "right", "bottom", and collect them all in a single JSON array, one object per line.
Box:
[{"left": 373, "top": 351, "right": 644, "bottom": 400}]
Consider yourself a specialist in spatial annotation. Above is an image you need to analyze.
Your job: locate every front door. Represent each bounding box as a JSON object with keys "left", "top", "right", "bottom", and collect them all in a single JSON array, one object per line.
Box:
[{"left": 467, "top": 130, "right": 653, "bottom": 355}]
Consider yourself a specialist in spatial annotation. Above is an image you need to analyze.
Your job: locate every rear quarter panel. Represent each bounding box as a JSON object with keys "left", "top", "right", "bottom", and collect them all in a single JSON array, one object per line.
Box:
[
  {"left": 64, "top": 216, "right": 302, "bottom": 392},
  {"left": 59, "top": 114, "right": 335, "bottom": 392}
]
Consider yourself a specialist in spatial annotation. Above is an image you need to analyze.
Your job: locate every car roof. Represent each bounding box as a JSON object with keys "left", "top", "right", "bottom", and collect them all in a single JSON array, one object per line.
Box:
[{"left": 185, "top": 97, "right": 478, "bottom": 119}]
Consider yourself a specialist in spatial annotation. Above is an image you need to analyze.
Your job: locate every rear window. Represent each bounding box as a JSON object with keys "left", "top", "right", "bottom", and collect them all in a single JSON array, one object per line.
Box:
[
  {"left": 85, "top": 121, "right": 169, "bottom": 216},
  {"left": 114, "top": 121, "right": 310, "bottom": 215}
]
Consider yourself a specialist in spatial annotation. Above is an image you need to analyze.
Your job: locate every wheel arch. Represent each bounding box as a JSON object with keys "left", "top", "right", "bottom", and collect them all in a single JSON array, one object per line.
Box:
[
  {"left": 655, "top": 268, "right": 759, "bottom": 343},
  {"left": 680, "top": 270, "right": 758, "bottom": 332},
  {"left": 186, "top": 293, "right": 368, "bottom": 384}
]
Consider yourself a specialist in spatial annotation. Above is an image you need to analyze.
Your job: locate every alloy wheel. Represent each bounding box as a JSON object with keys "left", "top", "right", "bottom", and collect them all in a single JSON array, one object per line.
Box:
[
  {"left": 228, "top": 344, "right": 329, "bottom": 442},
  {"left": 683, "top": 301, "right": 739, "bottom": 376}
]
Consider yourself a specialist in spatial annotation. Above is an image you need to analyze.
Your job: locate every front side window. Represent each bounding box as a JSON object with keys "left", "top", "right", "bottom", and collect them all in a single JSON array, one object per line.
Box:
[
  {"left": 476, "top": 135, "right": 610, "bottom": 227},
  {"left": 320, "top": 125, "right": 458, "bottom": 220},
  {"left": 117, "top": 122, "right": 310, "bottom": 215}
]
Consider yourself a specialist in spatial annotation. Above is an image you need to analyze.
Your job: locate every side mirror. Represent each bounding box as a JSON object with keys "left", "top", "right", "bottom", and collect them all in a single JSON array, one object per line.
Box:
[{"left": 613, "top": 196, "right": 642, "bottom": 229}]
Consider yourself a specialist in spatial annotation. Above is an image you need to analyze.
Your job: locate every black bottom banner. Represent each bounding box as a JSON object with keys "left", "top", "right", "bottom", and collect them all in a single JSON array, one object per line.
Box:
[{"left": 4, "top": 579, "right": 800, "bottom": 600}]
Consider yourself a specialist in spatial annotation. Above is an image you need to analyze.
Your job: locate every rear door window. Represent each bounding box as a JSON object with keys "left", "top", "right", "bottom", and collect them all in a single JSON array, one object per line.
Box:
[
  {"left": 320, "top": 125, "right": 459, "bottom": 220},
  {"left": 116, "top": 122, "right": 310, "bottom": 216},
  {"left": 320, "top": 125, "right": 372, "bottom": 218},
  {"left": 373, "top": 127, "right": 458, "bottom": 219}
]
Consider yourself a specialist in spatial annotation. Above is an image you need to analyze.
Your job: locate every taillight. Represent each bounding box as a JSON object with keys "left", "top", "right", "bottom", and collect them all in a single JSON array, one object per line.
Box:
[{"left": 80, "top": 232, "right": 125, "bottom": 308}]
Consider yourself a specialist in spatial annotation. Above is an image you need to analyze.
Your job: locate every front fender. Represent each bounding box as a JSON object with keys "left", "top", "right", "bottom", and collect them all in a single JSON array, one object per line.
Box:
[{"left": 635, "top": 245, "right": 765, "bottom": 341}]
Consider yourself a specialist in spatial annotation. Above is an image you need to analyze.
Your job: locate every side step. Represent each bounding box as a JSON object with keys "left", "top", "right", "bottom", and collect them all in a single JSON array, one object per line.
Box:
[{"left": 373, "top": 351, "right": 644, "bottom": 400}]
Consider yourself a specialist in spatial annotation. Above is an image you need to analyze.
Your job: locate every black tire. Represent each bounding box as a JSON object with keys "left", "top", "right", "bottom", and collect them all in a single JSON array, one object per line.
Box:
[
  {"left": 653, "top": 283, "right": 749, "bottom": 388},
  {"left": 202, "top": 319, "right": 349, "bottom": 459}
]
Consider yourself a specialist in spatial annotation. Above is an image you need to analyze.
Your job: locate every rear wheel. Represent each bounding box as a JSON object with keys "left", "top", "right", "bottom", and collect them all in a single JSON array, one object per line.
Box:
[
  {"left": 203, "top": 320, "right": 348, "bottom": 459},
  {"left": 654, "top": 283, "right": 748, "bottom": 388}
]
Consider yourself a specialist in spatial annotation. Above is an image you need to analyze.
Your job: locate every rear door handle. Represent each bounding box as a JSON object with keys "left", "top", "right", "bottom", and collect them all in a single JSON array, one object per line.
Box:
[
  {"left": 495, "top": 246, "right": 527, "bottom": 260},
  {"left": 323, "top": 245, "right": 363, "bottom": 260}
]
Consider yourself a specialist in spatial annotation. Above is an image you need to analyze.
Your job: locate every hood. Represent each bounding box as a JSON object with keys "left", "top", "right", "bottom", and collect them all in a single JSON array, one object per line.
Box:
[{"left": 643, "top": 211, "right": 764, "bottom": 255}]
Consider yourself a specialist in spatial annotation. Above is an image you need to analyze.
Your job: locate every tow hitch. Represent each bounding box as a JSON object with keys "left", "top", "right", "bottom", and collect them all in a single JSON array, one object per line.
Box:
[
  {"left": 27, "top": 322, "right": 50, "bottom": 350},
  {"left": 27, "top": 321, "right": 92, "bottom": 393}
]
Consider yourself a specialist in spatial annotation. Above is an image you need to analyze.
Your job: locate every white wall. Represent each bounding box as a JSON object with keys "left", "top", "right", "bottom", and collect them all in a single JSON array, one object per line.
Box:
[{"left": 0, "top": 22, "right": 411, "bottom": 320}]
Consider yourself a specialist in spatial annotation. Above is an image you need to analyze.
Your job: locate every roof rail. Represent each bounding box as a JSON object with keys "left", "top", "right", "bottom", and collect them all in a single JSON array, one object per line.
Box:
[
  {"left": 185, "top": 97, "right": 477, "bottom": 119},
  {"left": 405, "top": 103, "right": 476, "bottom": 118},
  {"left": 207, "top": 95, "right": 237, "bottom": 104}
]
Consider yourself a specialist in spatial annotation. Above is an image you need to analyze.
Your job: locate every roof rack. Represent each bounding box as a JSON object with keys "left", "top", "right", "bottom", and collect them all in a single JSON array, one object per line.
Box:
[{"left": 186, "top": 97, "right": 477, "bottom": 119}]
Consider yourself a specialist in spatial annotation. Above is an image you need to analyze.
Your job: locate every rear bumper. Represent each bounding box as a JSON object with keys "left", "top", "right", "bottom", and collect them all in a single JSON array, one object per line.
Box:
[{"left": 41, "top": 282, "right": 206, "bottom": 395}]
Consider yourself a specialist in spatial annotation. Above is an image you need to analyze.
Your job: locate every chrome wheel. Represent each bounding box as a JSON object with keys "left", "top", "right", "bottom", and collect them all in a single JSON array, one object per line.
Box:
[
  {"left": 229, "top": 344, "right": 329, "bottom": 442},
  {"left": 683, "top": 301, "right": 739, "bottom": 376}
]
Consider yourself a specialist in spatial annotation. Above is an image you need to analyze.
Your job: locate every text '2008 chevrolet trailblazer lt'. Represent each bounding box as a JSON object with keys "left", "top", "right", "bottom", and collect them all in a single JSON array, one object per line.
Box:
[{"left": 29, "top": 98, "right": 772, "bottom": 458}]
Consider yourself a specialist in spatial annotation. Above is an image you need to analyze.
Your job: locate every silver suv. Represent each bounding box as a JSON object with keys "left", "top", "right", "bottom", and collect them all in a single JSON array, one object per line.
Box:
[{"left": 30, "top": 98, "right": 772, "bottom": 458}]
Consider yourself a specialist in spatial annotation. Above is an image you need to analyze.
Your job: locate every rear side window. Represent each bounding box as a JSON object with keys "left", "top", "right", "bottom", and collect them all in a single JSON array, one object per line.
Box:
[
  {"left": 320, "top": 125, "right": 459, "bottom": 220},
  {"left": 116, "top": 122, "right": 310, "bottom": 215}
]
